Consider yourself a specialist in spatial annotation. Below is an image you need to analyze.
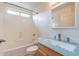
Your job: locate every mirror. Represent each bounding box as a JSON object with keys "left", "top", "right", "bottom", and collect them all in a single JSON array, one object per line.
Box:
[{"left": 51, "top": 2, "right": 75, "bottom": 28}]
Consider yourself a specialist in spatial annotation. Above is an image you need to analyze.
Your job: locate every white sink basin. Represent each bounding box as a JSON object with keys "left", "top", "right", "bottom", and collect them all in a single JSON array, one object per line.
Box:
[
  {"left": 38, "top": 38, "right": 77, "bottom": 52},
  {"left": 49, "top": 39, "right": 58, "bottom": 46},
  {"left": 50, "top": 39, "right": 77, "bottom": 52}
]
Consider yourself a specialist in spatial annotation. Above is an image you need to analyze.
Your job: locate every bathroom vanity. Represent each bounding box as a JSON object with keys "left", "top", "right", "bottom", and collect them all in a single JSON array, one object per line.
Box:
[
  {"left": 37, "top": 43, "right": 63, "bottom": 56},
  {"left": 37, "top": 37, "right": 79, "bottom": 56}
]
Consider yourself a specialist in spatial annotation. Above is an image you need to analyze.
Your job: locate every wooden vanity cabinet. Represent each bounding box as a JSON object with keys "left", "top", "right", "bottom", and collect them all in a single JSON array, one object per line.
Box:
[{"left": 37, "top": 44, "right": 63, "bottom": 56}]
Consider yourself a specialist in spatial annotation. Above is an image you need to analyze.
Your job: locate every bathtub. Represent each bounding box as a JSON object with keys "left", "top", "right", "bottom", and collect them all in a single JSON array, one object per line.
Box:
[{"left": 0, "top": 41, "right": 38, "bottom": 56}]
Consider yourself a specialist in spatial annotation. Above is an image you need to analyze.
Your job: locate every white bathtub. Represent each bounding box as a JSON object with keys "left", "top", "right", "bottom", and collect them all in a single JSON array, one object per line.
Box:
[{"left": 0, "top": 41, "right": 38, "bottom": 56}]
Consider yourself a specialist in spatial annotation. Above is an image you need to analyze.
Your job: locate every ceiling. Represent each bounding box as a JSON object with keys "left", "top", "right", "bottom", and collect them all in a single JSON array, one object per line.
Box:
[{"left": 9, "top": 2, "right": 58, "bottom": 13}]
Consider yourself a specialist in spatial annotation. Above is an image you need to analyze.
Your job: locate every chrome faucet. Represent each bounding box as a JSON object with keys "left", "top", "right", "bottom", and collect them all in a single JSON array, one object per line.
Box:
[
  {"left": 58, "top": 33, "right": 61, "bottom": 41},
  {"left": 67, "top": 37, "right": 70, "bottom": 42}
]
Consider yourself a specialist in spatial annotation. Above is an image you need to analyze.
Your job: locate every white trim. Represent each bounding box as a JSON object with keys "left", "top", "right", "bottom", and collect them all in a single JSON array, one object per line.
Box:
[{"left": 0, "top": 42, "right": 38, "bottom": 55}]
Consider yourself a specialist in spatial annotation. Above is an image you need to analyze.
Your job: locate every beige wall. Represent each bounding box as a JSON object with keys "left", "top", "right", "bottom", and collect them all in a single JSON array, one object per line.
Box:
[{"left": 0, "top": 3, "right": 39, "bottom": 52}]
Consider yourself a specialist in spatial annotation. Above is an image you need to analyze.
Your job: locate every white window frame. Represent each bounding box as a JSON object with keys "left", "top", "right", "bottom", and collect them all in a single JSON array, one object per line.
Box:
[
  {"left": 6, "top": 8, "right": 31, "bottom": 18},
  {"left": 20, "top": 13, "right": 31, "bottom": 18},
  {"left": 7, "top": 10, "right": 20, "bottom": 16}
]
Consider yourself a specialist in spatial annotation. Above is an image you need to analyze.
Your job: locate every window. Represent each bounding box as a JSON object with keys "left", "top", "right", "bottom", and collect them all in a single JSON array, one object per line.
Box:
[
  {"left": 7, "top": 10, "right": 31, "bottom": 18},
  {"left": 21, "top": 13, "right": 30, "bottom": 18},
  {"left": 7, "top": 10, "right": 19, "bottom": 16}
]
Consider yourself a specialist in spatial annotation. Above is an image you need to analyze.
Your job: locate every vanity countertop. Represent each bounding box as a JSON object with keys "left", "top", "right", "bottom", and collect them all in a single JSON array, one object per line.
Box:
[{"left": 37, "top": 38, "right": 79, "bottom": 56}]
